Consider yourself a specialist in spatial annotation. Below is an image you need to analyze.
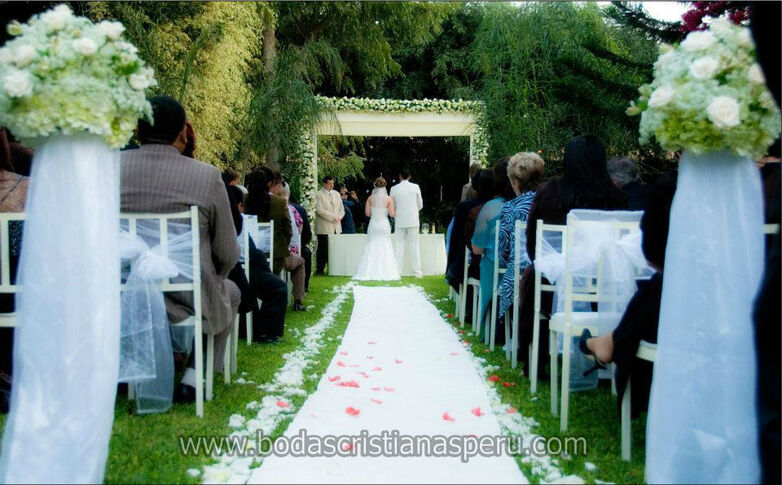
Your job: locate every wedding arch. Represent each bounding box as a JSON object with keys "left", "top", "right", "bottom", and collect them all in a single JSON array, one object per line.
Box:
[{"left": 293, "top": 96, "right": 489, "bottom": 215}]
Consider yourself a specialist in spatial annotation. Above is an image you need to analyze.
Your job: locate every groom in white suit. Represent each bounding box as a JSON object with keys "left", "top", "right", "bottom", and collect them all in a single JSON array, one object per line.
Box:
[{"left": 390, "top": 167, "right": 424, "bottom": 277}]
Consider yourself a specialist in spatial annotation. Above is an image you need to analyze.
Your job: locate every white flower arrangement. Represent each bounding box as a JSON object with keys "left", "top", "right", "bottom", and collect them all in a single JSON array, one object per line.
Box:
[
  {"left": 628, "top": 18, "right": 780, "bottom": 160},
  {"left": 0, "top": 4, "right": 156, "bottom": 149}
]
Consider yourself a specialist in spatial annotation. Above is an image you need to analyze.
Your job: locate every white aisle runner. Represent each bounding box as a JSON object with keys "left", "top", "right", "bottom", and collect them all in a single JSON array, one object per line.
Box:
[{"left": 249, "top": 286, "right": 527, "bottom": 484}]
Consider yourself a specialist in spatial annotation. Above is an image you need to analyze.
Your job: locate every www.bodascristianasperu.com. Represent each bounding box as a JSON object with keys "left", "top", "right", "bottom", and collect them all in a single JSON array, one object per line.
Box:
[{"left": 179, "top": 429, "right": 588, "bottom": 463}]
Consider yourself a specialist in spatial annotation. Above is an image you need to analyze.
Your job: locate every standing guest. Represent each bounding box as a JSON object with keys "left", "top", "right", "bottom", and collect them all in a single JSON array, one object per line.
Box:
[
  {"left": 0, "top": 128, "right": 30, "bottom": 413},
  {"left": 607, "top": 157, "right": 650, "bottom": 211},
  {"left": 245, "top": 167, "right": 307, "bottom": 311},
  {"left": 314, "top": 176, "right": 344, "bottom": 275},
  {"left": 289, "top": 196, "right": 313, "bottom": 293},
  {"left": 461, "top": 162, "right": 482, "bottom": 201},
  {"left": 496, "top": 152, "right": 545, "bottom": 332},
  {"left": 471, "top": 159, "right": 516, "bottom": 335},
  {"left": 519, "top": 135, "right": 627, "bottom": 373},
  {"left": 222, "top": 169, "right": 239, "bottom": 187},
  {"left": 338, "top": 185, "right": 356, "bottom": 234},
  {"left": 121, "top": 96, "right": 240, "bottom": 402},
  {"left": 348, "top": 190, "right": 365, "bottom": 232}
]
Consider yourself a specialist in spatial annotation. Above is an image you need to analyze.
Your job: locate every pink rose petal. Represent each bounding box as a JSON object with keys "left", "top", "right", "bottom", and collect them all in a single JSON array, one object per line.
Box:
[
  {"left": 345, "top": 406, "right": 361, "bottom": 417},
  {"left": 488, "top": 375, "right": 500, "bottom": 382},
  {"left": 371, "top": 366, "right": 383, "bottom": 372},
  {"left": 277, "top": 400, "right": 290, "bottom": 408},
  {"left": 442, "top": 412, "right": 455, "bottom": 422},
  {"left": 384, "top": 386, "right": 395, "bottom": 392},
  {"left": 450, "top": 352, "right": 459, "bottom": 356},
  {"left": 310, "top": 414, "right": 318, "bottom": 418},
  {"left": 337, "top": 380, "right": 360, "bottom": 388},
  {"left": 507, "top": 406, "right": 518, "bottom": 415},
  {"left": 341, "top": 442, "right": 354, "bottom": 451},
  {"left": 337, "top": 361, "right": 347, "bottom": 367},
  {"left": 484, "top": 349, "right": 491, "bottom": 353},
  {"left": 370, "top": 398, "right": 383, "bottom": 404},
  {"left": 370, "top": 387, "right": 381, "bottom": 391},
  {"left": 502, "top": 382, "right": 516, "bottom": 388},
  {"left": 471, "top": 407, "right": 484, "bottom": 417},
  {"left": 349, "top": 364, "right": 360, "bottom": 368},
  {"left": 339, "top": 351, "right": 349, "bottom": 356},
  {"left": 328, "top": 375, "right": 341, "bottom": 382},
  {"left": 357, "top": 371, "right": 370, "bottom": 379},
  {"left": 446, "top": 313, "right": 454, "bottom": 318},
  {"left": 367, "top": 340, "right": 377, "bottom": 345},
  {"left": 366, "top": 356, "right": 374, "bottom": 360},
  {"left": 394, "top": 358, "right": 404, "bottom": 364}
]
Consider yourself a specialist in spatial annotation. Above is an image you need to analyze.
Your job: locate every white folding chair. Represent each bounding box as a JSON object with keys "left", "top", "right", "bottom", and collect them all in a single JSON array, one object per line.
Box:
[
  {"left": 530, "top": 221, "right": 566, "bottom": 395},
  {"left": 0, "top": 212, "right": 24, "bottom": 330},
  {"left": 3, "top": 209, "right": 213, "bottom": 417},
  {"left": 504, "top": 219, "right": 528, "bottom": 369},
  {"left": 488, "top": 220, "right": 508, "bottom": 353},
  {"left": 245, "top": 220, "right": 274, "bottom": 345},
  {"left": 459, "top": 246, "right": 480, "bottom": 332},
  {"left": 121, "top": 207, "right": 212, "bottom": 417},
  {"left": 549, "top": 211, "right": 643, "bottom": 431}
]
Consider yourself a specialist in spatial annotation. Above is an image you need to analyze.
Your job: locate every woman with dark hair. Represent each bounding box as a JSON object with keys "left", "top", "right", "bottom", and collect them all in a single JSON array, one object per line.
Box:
[
  {"left": 519, "top": 135, "right": 627, "bottom": 374},
  {"left": 0, "top": 128, "right": 31, "bottom": 412},
  {"left": 245, "top": 166, "right": 307, "bottom": 313},
  {"left": 470, "top": 159, "right": 515, "bottom": 335},
  {"left": 446, "top": 171, "right": 484, "bottom": 291}
]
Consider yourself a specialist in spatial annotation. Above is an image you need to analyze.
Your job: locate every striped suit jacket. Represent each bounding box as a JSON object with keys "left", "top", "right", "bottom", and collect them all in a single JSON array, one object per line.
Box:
[{"left": 120, "top": 144, "right": 239, "bottom": 334}]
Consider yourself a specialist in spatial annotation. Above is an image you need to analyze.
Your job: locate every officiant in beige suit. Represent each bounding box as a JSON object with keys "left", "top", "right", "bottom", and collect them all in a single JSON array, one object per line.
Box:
[{"left": 315, "top": 175, "right": 344, "bottom": 274}]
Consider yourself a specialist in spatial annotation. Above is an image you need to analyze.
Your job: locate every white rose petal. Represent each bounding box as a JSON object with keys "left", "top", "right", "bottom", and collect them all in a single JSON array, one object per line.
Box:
[
  {"left": 98, "top": 21, "right": 125, "bottom": 41},
  {"left": 681, "top": 31, "right": 716, "bottom": 52},
  {"left": 709, "top": 18, "right": 733, "bottom": 38},
  {"left": 13, "top": 45, "right": 36, "bottom": 67},
  {"left": 129, "top": 73, "right": 148, "bottom": 90},
  {"left": 40, "top": 4, "right": 73, "bottom": 31},
  {"left": 736, "top": 28, "right": 753, "bottom": 48},
  {"left": 689, "top": 56, "right": 719, "bottom": 80},
  {"left": 0, "top": 48, "right": 11, "bottom": 64},
  {"left": 3, "top": 69, "right": 33, "bottom": 98},
  {"left": 73, "top": 38, "right": 98, "bottom": 56},
  {"left": 648, "top": 85, "right": 676, "bottom": 108},
  {"left": 707, "top": 95, "right": 741, "bottom": 129},
  {"left": 748, "top": 63, "right": 766, "bottom": 84}
]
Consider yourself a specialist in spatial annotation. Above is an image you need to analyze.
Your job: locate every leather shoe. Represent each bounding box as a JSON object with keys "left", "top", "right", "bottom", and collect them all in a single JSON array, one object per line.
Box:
[
  {"left": 258, "top": 335, "right": 281, "bottom": 344},
  {"left": 292, "top": 302, "right": 307, "bottom": 312},
  {"left": 174, "top": 383, "right": 199, "bottom": 403}
]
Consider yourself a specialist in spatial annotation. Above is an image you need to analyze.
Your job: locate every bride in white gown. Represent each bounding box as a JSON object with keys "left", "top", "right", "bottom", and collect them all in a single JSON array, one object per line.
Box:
[{"left": 353, "top": 177, "right": 401, "bottom": 281}]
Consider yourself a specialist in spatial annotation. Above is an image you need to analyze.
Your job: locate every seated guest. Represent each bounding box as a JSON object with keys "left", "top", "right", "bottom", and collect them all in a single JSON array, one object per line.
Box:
[
  {"left": 121, "top": 96, "right": 240, "bottom": 402},
  {"left": 461, "top": 162, "right": 482, "bottom": 201},
  {"left": 245, "top": 166, "right": 307, "bottom": 311},
  {"left": 579, "top": 171, "right": 677, "bottom": 418},
  {"left": 519, "top": 135, "right": 627, "bottom": 374},
  {"left": 607, "top": 156, "right": 649, "bottom": 211},
  {"left": 225, "top": 184, "right": 257, "bottom": 323},
  {"left": 222, "top": 169, "right": 239, "bottom": 187},
  {"left": 0, "top": 128, "right": 31, "bottom": 413},
  {"left": 496, "top": 152, "right": 545, "bottom": 329},
  {"left": 446, "top": 171, "right": 485, "bottom": 291},
  {"left": 227, "top": 184, "right": 288, "bottom": 343},
  {"left": 471, "top": 159, "right": 516, "bottom": 336},
  {"left": 464, "top": 169, "right": 497, "bottom": 279},
  {"left": 338, "top": 184, "right": 356, "bottom": 234},
  {"left": 347, "top": 190, "right": 365, "bottom": 232},
  {"left": 288, "top": 193, "right": 313, "bottom": 293}
]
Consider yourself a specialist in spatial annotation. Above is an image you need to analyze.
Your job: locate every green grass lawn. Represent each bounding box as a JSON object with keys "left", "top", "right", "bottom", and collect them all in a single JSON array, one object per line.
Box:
[{"left": 0, "top": 275, "right": 646, "bottom": 483}]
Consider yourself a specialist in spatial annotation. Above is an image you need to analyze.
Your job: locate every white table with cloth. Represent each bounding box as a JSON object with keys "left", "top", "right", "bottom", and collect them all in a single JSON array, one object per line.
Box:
[{"left": 327, "top": 233, "right": 446, "bottom": 276}]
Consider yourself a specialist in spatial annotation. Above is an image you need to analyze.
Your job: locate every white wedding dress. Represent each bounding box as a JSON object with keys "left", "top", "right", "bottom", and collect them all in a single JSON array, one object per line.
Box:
[{"left": 353, "top": 188, "right": 401, "bottom": 281}]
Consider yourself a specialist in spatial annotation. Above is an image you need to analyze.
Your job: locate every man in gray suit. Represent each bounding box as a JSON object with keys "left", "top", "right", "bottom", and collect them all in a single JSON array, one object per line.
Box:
[{"left": 121, "top": 96, "right": 240, "bottom": 401}]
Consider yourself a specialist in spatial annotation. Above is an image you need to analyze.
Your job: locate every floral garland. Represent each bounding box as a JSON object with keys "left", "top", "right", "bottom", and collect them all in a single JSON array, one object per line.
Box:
[
  {"left": 628, "top": 18, "right": 780, "bottom": 160},
  {"left": 294, "top": 96, "right": 489, "bottom": 217},
  {"left": 0, "top": 4, "right": 156, "bottom": 149}
]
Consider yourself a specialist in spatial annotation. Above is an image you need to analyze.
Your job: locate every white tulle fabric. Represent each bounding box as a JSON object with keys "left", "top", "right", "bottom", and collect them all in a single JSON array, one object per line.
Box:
[
  {"left": 646, "top": 151, "right": 762, "bottom": 483},
  {"left": 536, "top": 209, "right": 651, "bottom": 334},
  {"left": 353, "top": 188, "right": 400, "bottom": 281},
  {"left": 119, "top": 222, "right": 194, "bottom": 414},
  {"left": 0, "top": 135, "right": 120, "bottom": 483}
]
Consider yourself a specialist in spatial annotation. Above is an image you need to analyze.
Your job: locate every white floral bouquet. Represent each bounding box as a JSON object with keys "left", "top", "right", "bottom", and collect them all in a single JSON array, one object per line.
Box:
[
  {"left": 628, "top": 18, "right": 781, "bottom": 160},
  {"left": 0, "top": 4, "right": 156, "bottom": 149}
]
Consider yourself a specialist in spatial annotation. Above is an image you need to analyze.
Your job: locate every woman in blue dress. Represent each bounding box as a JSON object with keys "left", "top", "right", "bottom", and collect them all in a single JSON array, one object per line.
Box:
[
  {"left": 471, "top": 159, "right": 516, "bottom": 337},
  {"left": 497, "top": 152, "right": 545, "bottom": 323}
]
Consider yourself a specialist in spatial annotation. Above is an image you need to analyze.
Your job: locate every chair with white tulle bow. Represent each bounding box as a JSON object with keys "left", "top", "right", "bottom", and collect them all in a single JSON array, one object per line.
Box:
[
  {"left": 459, "top": 246, "right": 481, "bottom": 332},
  {"left": 546, "top": 209, "right": 648, "bottom": 432},
  {"left": 120, "top": 206, "right": 212, "bottom": 417}
]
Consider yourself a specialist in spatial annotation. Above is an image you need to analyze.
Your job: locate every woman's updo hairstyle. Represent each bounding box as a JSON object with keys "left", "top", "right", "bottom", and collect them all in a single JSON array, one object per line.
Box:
[{"left": 374, "top": 177, "right": 387, "bottom": 188}]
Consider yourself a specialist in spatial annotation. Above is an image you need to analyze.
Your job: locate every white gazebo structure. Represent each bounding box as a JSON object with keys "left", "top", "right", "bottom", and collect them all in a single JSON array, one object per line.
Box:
[{"left": 295, "top": 96, "right": 489, "bottom": 276}]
